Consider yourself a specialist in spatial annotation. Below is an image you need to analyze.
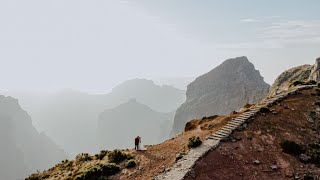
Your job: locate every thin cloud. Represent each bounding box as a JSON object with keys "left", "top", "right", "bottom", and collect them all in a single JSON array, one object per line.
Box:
[{"left": 240, "top": 18, "right": 263, "bottom": 23}]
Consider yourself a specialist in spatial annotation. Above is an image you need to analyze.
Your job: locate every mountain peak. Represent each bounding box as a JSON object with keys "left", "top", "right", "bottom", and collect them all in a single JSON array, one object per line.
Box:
[{"left": 173, "top": 57, "right": 270, "bottom": 134}]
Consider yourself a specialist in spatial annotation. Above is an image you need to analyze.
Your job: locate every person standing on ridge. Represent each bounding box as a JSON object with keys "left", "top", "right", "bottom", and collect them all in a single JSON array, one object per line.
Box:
[{"left": 135, "top": 136, "right": 140, "bottom": 151}]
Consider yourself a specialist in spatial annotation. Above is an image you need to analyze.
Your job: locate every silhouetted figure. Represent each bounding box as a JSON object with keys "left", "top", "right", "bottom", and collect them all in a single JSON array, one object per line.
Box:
[{"left": 135, "top": 136, "right": 140, "bottom": 150}]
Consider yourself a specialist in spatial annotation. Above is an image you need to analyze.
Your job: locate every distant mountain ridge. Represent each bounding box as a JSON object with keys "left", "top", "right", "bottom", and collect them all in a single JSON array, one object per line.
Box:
[
  {"left": 172, "top": 56, "right": 270, "bottom": 135},
  {"left": 98, "top": 98, "right": 172, "bottom": 150},
  {"left": 9, "top": 79, "right": 185, "bottom": 156}
]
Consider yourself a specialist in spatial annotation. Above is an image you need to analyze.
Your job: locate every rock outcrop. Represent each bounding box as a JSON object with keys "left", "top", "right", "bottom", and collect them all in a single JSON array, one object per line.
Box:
[
  {"left": 269, "top": 58, "right": 320, "bottom": 96},
  {"left": 0, "top": 95, "right": 67, "bottom": 180},
  {"left": 310, "top": 58, "right": 320, "bottom": 81},
  {"left": 172, "top": 56, "right": 270, "bottom": 135}
]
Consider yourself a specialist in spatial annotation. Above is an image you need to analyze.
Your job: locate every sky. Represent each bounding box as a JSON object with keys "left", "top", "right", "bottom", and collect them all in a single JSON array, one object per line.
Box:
[{"left": 0, "top": 0, "right": 319, "bottom": 93}]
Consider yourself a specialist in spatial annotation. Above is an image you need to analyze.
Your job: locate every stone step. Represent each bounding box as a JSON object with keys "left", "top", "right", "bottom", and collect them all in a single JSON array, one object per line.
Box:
[
  {"left": 221, "top": 127, "right": 234, "bottom": 132},
  {"left": 238, "top": 115, "right": 253, "bottom": 119},
  {"left": 224, "top": 125, "right": 238, "bottom": 130},
  {"left": 234, "top": 117, "right": 248, "bottom": 121},
  {"left": 227, "top": 121, "right": 241, "bottom": 126},
  {"left": 215, "top": 131, "right": 229, "bottom": 136},
  {"left": 241, "top": 112, "right": 256, "bottom": 116},
  {"left": 227, "top": 122, "right": 242, "bottom": 126},
  {"left": 218, "top": 129, "right": 232, "bottom": 134},
  {"left": 210, "top": 134, "right": 225, "bottom": 139},
  {"left": 232, "top": 117, "right": 247, "bottom": 121},
  {"left": 208, "top": 136, "right": 221, "bottom": 141},
  {"left": 231, "top": 119, "right": 245, "bottom": 124}
]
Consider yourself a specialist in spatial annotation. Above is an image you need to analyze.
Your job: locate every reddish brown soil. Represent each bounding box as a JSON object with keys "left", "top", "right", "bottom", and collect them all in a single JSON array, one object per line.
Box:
[
  {"left": 113, "top": 115, "right": 238, "bottom": 180},
  {"left": 185, "top": 88, "right": 320, "bottom": 180}
]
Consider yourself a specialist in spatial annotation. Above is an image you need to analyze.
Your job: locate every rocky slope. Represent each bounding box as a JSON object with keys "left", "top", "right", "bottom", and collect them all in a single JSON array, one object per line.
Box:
[
  {"left": 269, "top": 57, "right": 320, "bottom": 96},
  {"left": 98, "top": 99, "right": 172, "bottom": 150},
  {"left": 172, "top": 56, "right": 270, "bottom": 135},
  {"left": 185, "top": 86, "right": 320, "bottom": 180},
  {"left": 0, "top": 95, "right": 67, "bottom": 180}
]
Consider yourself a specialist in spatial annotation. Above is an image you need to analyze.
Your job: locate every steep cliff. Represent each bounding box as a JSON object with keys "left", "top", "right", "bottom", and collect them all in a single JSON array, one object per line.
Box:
[
  {"left": 0, "top": 95, "right": 67, "bottom": 179},
  {"left": 172, "top": 56, "right": 270, "bottom": 135}
]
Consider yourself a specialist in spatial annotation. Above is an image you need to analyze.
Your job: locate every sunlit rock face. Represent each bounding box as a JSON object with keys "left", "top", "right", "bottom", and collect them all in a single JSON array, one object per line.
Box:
[{"left": 172, "top": 56, "right": 270, "bottom": 135}]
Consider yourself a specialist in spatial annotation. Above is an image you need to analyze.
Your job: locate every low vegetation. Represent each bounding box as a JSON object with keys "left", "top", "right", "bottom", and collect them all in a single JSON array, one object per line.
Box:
[
  {"left": 95, "top": 150, "right": 109, "bottom": 160},
  {"left": 74, "top": 163, "right": 120, "bottom": 180},
  {"left": 259, "top": 107, "right": 271, "bottom": 113},
  {"left": 281, "top": 140, "right": 320, "bottom": 166},
  {"left": 188, "top": 136, "right": 202, "bottom": 148},
  {"left": 108, "top": 149, "right": 132, "bottom": 164},
  {"left": 307, "top": 143, "right": 320, "bottom": 166},
  {"left": 280, "top": 140, "right": 305, "bottom": 155},
  {"left": 75, "top": 153, "right": 93, "bottom": 163},
  {"left": 125, "top": 159, "right": 137, "bottom": 168}
]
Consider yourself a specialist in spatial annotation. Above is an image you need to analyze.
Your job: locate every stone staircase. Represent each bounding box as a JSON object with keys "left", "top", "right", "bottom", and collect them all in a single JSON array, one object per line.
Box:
[{"left": 155, "top": 85, "right": 316, "bottom": 180}]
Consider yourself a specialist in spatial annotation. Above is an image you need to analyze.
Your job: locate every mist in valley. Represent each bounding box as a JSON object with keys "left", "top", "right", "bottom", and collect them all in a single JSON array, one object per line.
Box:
[{"left": 0, "top": 0, "right": 319, "bottom": 179}]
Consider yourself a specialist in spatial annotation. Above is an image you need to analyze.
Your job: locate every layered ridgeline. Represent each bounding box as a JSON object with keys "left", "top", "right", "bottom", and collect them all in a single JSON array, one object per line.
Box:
[
  {"left": 98, "top": 99, "right": 173, "bottom": 150},
  {"left": 172, "top": 56, "right": 270, "bottom": 135},
  {"left": 0, "top": 95, "right": 66, "bottom": 180},
  {"left": 269, "top": 58, "right": 320, "bottom": 96},
  {"left": 11, "top": 79, "right": 185, "bottom": 156}
]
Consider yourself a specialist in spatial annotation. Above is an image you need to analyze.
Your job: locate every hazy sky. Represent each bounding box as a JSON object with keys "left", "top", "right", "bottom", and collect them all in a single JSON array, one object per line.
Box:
[{"left": 0, "top": 0, "right": 319, "bottom": 93}]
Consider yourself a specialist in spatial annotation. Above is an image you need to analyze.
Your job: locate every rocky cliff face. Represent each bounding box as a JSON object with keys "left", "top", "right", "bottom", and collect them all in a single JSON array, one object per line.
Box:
[
  {"left": 269, "top": 58, "right": 320, "bottom": 96},
  {"left": 172, "top": 56, "right": 270, "bottom": 135},
  {"left": 0, "top": 95, "right": 67, "bottom": 180}
]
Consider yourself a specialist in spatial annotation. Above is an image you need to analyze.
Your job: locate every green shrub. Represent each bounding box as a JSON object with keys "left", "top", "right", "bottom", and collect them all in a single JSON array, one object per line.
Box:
[
  {"left": 260, "top": 107, "right": 271, "bottom": 113},
  {"left": 188, "top": 136, "right": 202, "bottom": 148},
  {"left": 74, "top": 163, "right": 120, "bottom": 180},
  {"left": 280, "top": 140, "right": 305, "bottom": 155},
  {"left": 108, "top": 150, "right": 129, "bottom": 164},
  {"left": 95, "top": 150, "right": 109, "bottom": 160},
  {"left": 125, "top": 159, "right": 136, "bottom": 168},
  {"left": 307, "top": 143, "right": 320, "bottom": 165},
  {"left": 75, "top": 153, "right": 93, "bottom": 162},
  {"left": 303, "top": 173, "right": 315, "bottom": 180}
]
